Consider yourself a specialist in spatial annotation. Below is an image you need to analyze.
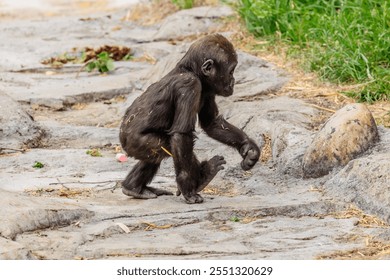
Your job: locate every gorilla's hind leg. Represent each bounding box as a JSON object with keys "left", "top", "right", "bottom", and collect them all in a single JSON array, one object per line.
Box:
[{"left": 122, "top": 161, "right": 173, "bottom": 199}]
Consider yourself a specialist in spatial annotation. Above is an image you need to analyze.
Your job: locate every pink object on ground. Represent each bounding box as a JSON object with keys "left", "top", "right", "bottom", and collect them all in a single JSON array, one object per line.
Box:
[{"left": 116, "top": 153, "right": 128, "bottom": 162}]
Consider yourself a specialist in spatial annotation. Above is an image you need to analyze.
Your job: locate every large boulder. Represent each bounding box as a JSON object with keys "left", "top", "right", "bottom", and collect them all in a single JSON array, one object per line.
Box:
[{"left": 303, "top": 103, "right": 379, "bottom": 178}]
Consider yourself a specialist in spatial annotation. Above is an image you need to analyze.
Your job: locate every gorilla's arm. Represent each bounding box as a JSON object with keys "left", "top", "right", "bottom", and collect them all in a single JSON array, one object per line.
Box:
[{"left": 199, "top": 96, "right": 260, "bottom": 170}]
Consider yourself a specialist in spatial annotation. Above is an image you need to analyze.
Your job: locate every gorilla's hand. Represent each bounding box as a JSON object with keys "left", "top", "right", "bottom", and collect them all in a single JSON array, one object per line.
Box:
[{"left": 239, "top": 139, "right": 260, "bottom": 171}]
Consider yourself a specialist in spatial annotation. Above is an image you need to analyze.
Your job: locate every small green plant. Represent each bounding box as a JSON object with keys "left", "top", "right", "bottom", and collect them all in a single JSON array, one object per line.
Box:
[
  {"left": 32, "top": 161, "right": 44, "bottom": 168},
  {"left": 230, "top": 216, "right": 240, "bottom": 222},
  {"left": 85, "top": 52, "right": 115, "bottom": 73},
  {"left": 86, "top": 149, "right": 103, "bottom": 157},
  {"left": 171, "top": 0, "right": 194, "bottom": 9},
  {"left": 123, "top": 53, "right": 134, "bottom": 61}
]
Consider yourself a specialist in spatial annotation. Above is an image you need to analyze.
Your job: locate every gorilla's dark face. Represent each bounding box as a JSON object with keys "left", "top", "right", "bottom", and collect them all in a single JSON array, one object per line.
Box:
[
  {"left": 201, "top": 57, "right": 237, "bottom": 97},
  {"left": 219, "top": 60, "right": 237, "bottom": 97}
]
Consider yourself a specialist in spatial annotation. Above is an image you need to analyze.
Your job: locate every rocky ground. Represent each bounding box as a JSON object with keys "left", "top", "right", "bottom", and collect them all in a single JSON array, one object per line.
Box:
[{"left": 1, "top": 2, "right": 390, "bottom": 260}]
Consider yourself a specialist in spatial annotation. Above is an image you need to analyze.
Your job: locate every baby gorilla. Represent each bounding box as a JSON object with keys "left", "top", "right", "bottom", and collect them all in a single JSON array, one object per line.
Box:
[{"left": 119, "top": 34, "right": 260, "bottom": 204}]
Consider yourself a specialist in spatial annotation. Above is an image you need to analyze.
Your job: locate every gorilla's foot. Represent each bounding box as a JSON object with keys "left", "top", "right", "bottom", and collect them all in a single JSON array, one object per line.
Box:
[
  {"left": 145, "top": 186, "right": 173, "bottom": 196},
  {"left": 122, "top": 187, "right": 157, "bottom": 199},
  {"left": 184, "top": 194, "right": 204, "bottom": 204},
  {"left": 122, "top": 186, "right": 173, "bottom": 199}
]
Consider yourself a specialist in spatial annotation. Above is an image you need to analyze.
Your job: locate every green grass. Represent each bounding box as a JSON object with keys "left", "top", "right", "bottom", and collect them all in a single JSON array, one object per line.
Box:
[
  {"left": 171, "top": 0, "right": 194, "bottom": 9},
  {"left": 238, "top": 0, "right": 390, "bottom": 102}
]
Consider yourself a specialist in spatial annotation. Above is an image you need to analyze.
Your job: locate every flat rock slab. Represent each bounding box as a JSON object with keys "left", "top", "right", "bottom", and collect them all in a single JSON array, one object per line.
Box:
[
  {"left": 0, "top": 189, "right": 93, "bottom": 240},
  {"left": 1, "top": 4, "right": 390, "bottom": 260}
]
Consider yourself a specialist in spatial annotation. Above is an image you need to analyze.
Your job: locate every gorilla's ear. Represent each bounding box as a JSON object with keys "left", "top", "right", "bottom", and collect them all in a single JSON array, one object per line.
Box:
[{"left": 201, "top": 59, "right": 214, "bottom": 77}]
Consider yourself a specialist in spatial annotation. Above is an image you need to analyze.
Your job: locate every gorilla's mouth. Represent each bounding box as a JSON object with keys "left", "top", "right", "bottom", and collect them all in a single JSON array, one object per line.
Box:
[{"left": 223, "top": 86, "right": 234, "bottom": 96}]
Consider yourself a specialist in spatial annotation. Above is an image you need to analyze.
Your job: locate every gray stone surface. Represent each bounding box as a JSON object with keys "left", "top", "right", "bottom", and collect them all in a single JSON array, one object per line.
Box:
[
  {"left": 303, "top": 103, "right": 379, "bottom": 178},
  {"left": 153, "top": 6, "right": 234, "bottom": 41},
  {"left": 324, "top": 127, "right": 390, "bottom": 223},
  {"left": 325, "top": 152, "right": 390, "bottom": 223},
  {"left": 234, "top": 52, "right": 289, "bottom": 99},
  {"left": 0, "top": 189, "right": 93, "bottom": 240},
  {"left": 1, "top": 3, "right": 390, "bottom": 260},
  {"left": 0, "top": 92, "right": 45, "bottom": 149}
]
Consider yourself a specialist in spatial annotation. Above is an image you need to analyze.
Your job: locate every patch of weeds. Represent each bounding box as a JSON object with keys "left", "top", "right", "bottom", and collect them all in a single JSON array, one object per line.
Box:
[
  {"left": 41, "top": 45, "right": 133, "bottom": 74},
  {"left": 86, "top": 149, "right": 103, "bottom": 157},
  {"left": 32, "top": 161, "right": 44, "bottom": 168}
]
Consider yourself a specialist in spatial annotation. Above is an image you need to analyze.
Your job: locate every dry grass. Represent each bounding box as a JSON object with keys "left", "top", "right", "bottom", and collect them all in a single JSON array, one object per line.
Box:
[
  {"left": 317, "top": 205, "right": 390, "bottom": 259},
  {"left": 140, "top": 221, "right": 173, "bottom": 231},
  {"left": 202, "top": 181, "right": 236, "bottom": 197},
  {"left": 131, "top": 53, "right": 158, "bottom": 64},
  {"left": 259, "top": 133, "right": 272, "bottom": 163},
  {"left": 240, "top": 216, "right": 258, "bottom": 224},
  {"left": 25, "top": 187, "right": 94, "bottom": 198},
  {"left": 318, "top": 238, "right": 390, "bottom": 260},
  {"left": 330, "top": 204, "right": 389, "bottom": 229}
]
